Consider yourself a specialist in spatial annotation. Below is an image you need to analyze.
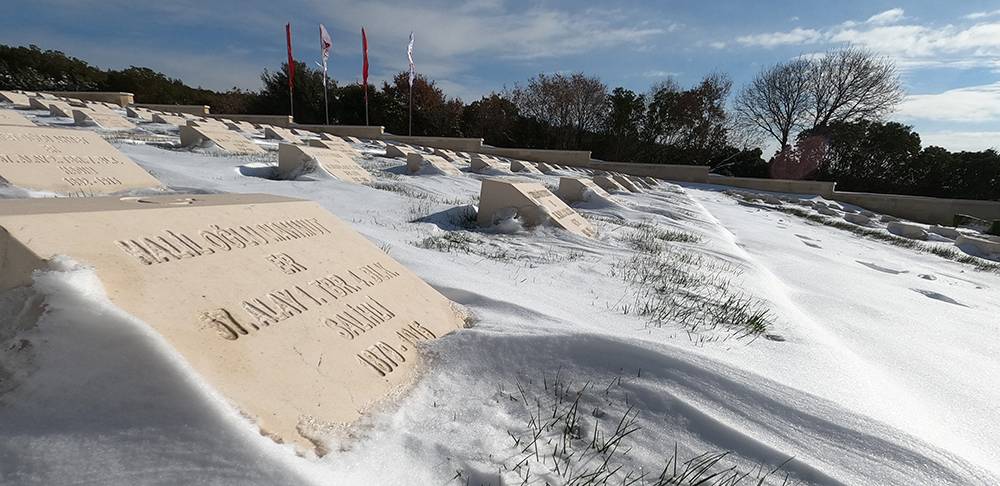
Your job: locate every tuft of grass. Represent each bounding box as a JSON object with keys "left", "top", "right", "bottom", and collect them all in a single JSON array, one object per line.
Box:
[{"left": 485, "top": 372, "right": 796, "bottom": 486}]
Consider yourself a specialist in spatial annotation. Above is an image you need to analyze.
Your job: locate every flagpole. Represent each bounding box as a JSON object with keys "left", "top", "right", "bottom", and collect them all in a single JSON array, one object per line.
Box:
[
  {"left": 408, "top": 84, "right": 412, "bottom": 136},
  {"left": 323, "top": 71, "right": 329, "bottom": 125}
]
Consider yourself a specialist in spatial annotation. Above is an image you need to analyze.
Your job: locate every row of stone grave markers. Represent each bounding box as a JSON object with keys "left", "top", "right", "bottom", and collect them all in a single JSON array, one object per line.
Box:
[{"left": 0, "top": 93, "right": 468, "bottom": 451}]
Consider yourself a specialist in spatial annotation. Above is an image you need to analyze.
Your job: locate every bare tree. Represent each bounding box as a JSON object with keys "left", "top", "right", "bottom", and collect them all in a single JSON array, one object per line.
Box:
[
  {"left": 509, "top": 72, "right": 608, "bottom": 148},
  {"left": 807, "top": 47, "right": 903, "bottom": 129},
  {"left": 734, "top": 59, "right": 812, "bottom": 149}
]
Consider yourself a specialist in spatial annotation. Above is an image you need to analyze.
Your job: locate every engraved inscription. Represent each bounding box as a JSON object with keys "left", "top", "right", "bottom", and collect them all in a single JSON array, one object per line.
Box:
[
  {"left": 267, "top": 253, "right": 307, "bottom": 274},
  {"left": 114, "top": 218, "right": 332, "bottom": 265}
]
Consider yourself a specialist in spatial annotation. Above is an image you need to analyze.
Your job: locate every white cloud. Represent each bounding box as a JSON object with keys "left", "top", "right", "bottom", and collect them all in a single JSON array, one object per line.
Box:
[
  {"left": 736, "top": 27, "right": 822, "bottom": 48},
  {"left": 866, "top": 8, "right": 905, "bottom": 25},
  {"left": 898, "top": 82, "right": 1000, "bottom": 123},
  {"left": 642, "top": 70, "right": 679, "bottom": 78},
  {"left": 918, "top": 131, "right": 1000, "bottom": 151},
  {"left": 965, "top": 9, "right": 1000, "bottom": 20},
  {"left": 708, "top": 41, "right": 727, "bottom": 49}
]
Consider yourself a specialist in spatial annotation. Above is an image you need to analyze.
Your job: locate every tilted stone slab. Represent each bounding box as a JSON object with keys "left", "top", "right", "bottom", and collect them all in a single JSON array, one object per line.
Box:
[
  {"left": 509, "top": 159, "right": 542, "bottom": 174},
  {"left": 125, "top": 106, "right": 153, "bottom": 120},
  {"left": 956, "top": 234, "right": 1000, "bottom": 257},
  {"left": 179, "top": 125, "right": 266, "bottom": 154},
  {"left": 470, "top": 155, "right": 503, "bottom": 173},
  {"left": 343, "top": 136, "right": 362, "bottom": 144},
  {"left": 477, "top": 178, "right": 596, "bottom": 238},
  {"left": 47, "top": 101, "right": 78, "bottom": 118},
  {"left": 225, "top": 120, "right": 257, "bottom": 132},
  {"left": 630, "top": 176, "right": 653, "bottom": 190},
  {"left": 643, "top": 176, "right": 659, "bottom": 186},
  {"left": 0, "top": 193, "right": 465, "bottom": 451},
  {"left": 28, "top": 97, "right": 52, "bottom": 111},
  {"left": 308, "top": 138, "right": 353, "bottom": 152},
  {"left": 0, "top": 125, "right": 162, "bottom": 195},
  {"left": 593, "top": 176, "right": 627, "bottom": 192},
  {"left": 433, "top": 148, "right": 460, "bottom": 161},
  {"left": 612, "top": 174, "right": 641, "bottom": 192},
  {"left": 406, "top": 153, "right": 463, "bottom": 176},
  {"left": 0, "top": 91, "right": 31, "bottom": 109},
  {"left": 73, "top": 109, "right": 137, "bottom": 130},
  {"left": 557, "top": 177, "right": 613, "bottom": 204},
  {"left": 0, "top": 109, "right": 35, "bottom": 127},
  {"left": 151, "top": 113, "right": 189, "bottom": 126},
  {"left": 385, "top": 144, "right": 422, "bottom": 158},
  {"left": 187, "top": 118, "right": 230, "bottom": 130},
  {"left": 278, "top": 143, "right": 372, "bottom": 183},
  {"left": 264, "top": 126, "right": 303, "bottom": 144},
  {"left": 535, "top": 162, "right": 554, "bottom": 173}
]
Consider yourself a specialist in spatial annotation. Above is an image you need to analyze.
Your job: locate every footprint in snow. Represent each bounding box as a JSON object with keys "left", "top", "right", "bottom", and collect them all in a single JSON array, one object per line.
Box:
[
  {"left": 856, "top": 261, "right": 909, "bottom": 275},
  {"left": 910, "top": 288, "right": 968, "bottom": 307},
  {"left": 802, "top": 241, "right": 822, "bottom": 249},
  {"left": 794, "top": 234, "right": 818, "bottom": 241}
]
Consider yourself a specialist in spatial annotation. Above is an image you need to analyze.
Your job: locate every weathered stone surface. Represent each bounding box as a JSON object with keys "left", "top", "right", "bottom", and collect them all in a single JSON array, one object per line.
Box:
[
  {"left": 47, "top": 101, "right": 77, "bottom": 118},
  {"left": 470, "top": 155, "right": 502, "bottom": 172},
  {"left": 0, "top": 193, "right": 465, "bottom": 451},
  {"left": 264, "top": 126, "right": 303, "bottom": 144},
  {"left": 385, "top": 144, "right": 422, "bottom": 158},
  {"left": 929, "top": 225, "right": 961, "bottom": 239},
  {"left": 816, "top": 206, "right": 840, "bottom": 217},
  {"left": 179, "top": 125, "right": 266, "bottom": 154},
  {"left": 224, "top": 120, "right": 258, "bottom": 132},
  {"left": 478, "top": 178, "right": 596, "bottom": 238},
  {"left": 509, "top": 160, "right": 542, "bottom": 174},
  {"left": 887, "top": 221, "right": 928, "bottom": 240},
  {"left": 278, "top": 143, "right": 372, "bottom": 183},
  {"left": 557, "top": 177, "right": 612, "bottom": 204},
  {"left": 28, "top": 97, "right": 52, "bottom": 111},
  {"left": 535, "top": 162, "right": 554, "bottom": 173},
  {"left": 187, "top": 118, "right": 230, "bottom": 130},
  {"left": 406, "top": 153, "right": 463, "bottom": 176},
  {"left": 308, "top": 138, "right": 353, "bottom": 152},
  {"left": 151, "top": 113, "right": 189, "bottom": 126},
  {"left": 125, "top": 106, "right": 153, "bottom": 120},
  {"left": 593, "top": 176, "right": 626, "bottom": 192},
  {"left": 956, "top": 234, "right": 1000, "bottom": 257},
  {"left": 0, "top": 109, "right": 35, "bottom": 127},
  {"left": 0, "top": 125, "right": 162, "bottom": 195},
  {"left": 643, "top": 176, "right": 659, "bottom": 186},
  {"left": 0, "top": 91, "right": 31, "bottom": 108},
  {"left": 612, "top": 174, "right": 641, "bottom": 193},
  {"left": 843, "top": 213, "right": 872, "bottom": 226},
  {"left": 73, "top": 109, "right": 136, "bottom": 130}
]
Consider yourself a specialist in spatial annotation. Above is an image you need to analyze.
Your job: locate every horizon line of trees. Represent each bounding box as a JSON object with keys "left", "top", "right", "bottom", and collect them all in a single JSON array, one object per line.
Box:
[{"left": 1, "top": 43, "right": 997, "bottom": 201}]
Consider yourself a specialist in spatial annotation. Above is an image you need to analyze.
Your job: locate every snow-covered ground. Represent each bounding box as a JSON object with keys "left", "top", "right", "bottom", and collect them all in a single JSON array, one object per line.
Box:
[{"left": 1, "top": 110, "right": 999, "bottom": 485}]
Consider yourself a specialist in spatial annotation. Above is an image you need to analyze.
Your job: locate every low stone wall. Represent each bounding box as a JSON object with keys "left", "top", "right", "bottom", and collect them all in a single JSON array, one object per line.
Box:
[
  {"left": 594, "top": 162, "right": 710, "bottom": 183},
  {"left": 481, "top": 147, "right": 592, "bottom": 165},
  {"left": 831, "top": 191, "right": 1000, "bottom": 225},
  {"left": 382, "top": 134, "right": 483, "bottom": 151},
  {"left": 205, "top": 114, "right": 295, "bottom": 126},
  {"left": 291, "top": 124, "right": 385, "bottom": 138},
  {"left": 136, "top": 104, "right": 211, "bottom": 115},
  {"left": 47, "top": 91, "right": 134, "bottom": 106},
  {"left": 707, "top": 174, "right": 837, "bottom": 197}
]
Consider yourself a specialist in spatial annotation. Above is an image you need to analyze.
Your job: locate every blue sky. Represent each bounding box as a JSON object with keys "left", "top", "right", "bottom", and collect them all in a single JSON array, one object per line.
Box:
[{"left": 2, "top": 0, "right": 999, "bottom": 152}]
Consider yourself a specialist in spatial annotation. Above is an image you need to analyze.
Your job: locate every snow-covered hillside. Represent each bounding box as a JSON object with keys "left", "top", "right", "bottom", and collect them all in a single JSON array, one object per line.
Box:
[{"left": 1, "top": 109, "right": 998, "bottom": 485}]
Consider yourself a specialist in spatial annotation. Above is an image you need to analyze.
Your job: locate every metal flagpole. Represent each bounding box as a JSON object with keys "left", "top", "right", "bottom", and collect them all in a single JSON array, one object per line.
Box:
[
  {"left": 323, "top": 71, "right": 329, "bottom": 125},
  {"left": 409, "top": 84, "right": 412, "bottom": 136}
]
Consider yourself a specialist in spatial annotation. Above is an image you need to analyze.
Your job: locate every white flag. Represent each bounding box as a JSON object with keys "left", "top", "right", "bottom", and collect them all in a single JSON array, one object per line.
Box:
[
  {"left": 319, "top": 24, "right": 332, "bottom": 73},
  {"left": 407, "top": 31, "right": 415, "bottom": 86}
]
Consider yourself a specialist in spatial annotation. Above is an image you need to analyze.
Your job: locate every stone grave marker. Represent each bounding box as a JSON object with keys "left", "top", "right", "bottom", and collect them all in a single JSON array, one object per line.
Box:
[
  {"left": 125, "top": 106, "right": 152, "bottom": 121},
  {"left": 28, "top": 97, "right": 52, "bottom": 111},
  {"left": 179, "top": 125, "right": 266, "bottom": 154},
  {"left": 308, "top": 138, "right": 353, "bottom": 152},
  {"left": 593, "top": 175, "right": 627, "bottom": 193},
  {"left": 557, "top": 177, "right": 613, "bottom": 204},
  {"left": 0, "top": 125, "right": 163, "bottom": 195},
  {"left": 188, "top": 118, "right": 230, "bottom": 130},
  {"left": 535, "top": 162, "right": 554, "bottom": 173},
  {"left": 225, "top": 120, "right": 257, "bottom": 132},
  {"left": 47, "top": 101, "right": 78, "bottom": 118},
  {"left": 470, "top": 155, "right": 504, "bottom": 173},
  {"left": 152, "top": 113, "right": 189, "bottom": 126},
  {"left": 343, "top": 136, "right": 362, "bottom": 144},
  {"left": 477, "top": 178, "right": 596, "bottom": 238},
  {"left": 630, "top": 176, "right": 653, "bottom": 190},
  {"left": 612, "top": 174, "right": 641, "bottom": 192},
  {"left": 643, "top": 176, "right": 659, "bottom": 186},
  {"left": 0, "top": 193, "right": 466, "bottom": 451},
  {"left": 406, "top": 153, "right": 463, "bottom": 176},
  {"left": 0, "top": 109, "right": 35, "bottom": 127},
  {"left": 264, "top": 126, "right": 302, "bottom": 144},
  {"left": 433, "top": 148, "right": 458, "bottom": 161},
  {"left": 385, "top": 144, "right": 422, "bottom": 158},
  {"left": 0, "top": 91, "right": 31, "bottom": 109},
  {"left": 73, "top": 109, "right": 137, "bottom": 130},
  {"left": 509, "top": 159, "right": 542, "bottom": 174},
  {"left": 278, "top": 143, "right": 372, "bottom": 183}
]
